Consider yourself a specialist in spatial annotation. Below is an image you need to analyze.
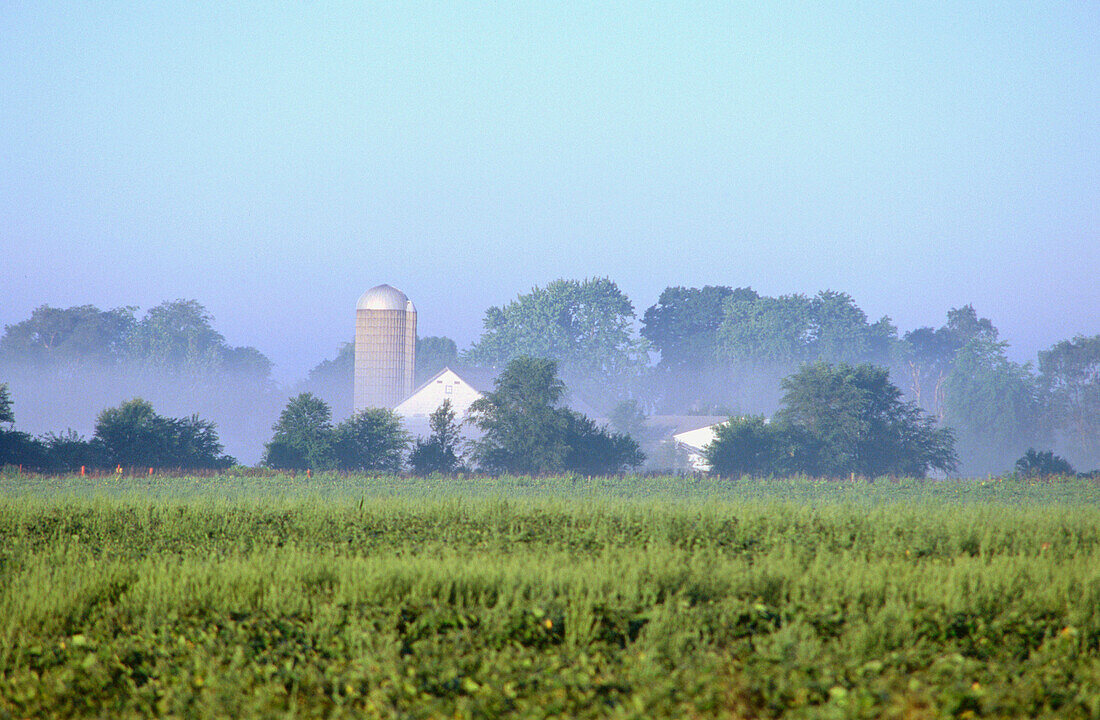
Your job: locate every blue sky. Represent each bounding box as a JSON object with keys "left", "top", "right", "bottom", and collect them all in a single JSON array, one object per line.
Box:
[{"left": 2, "top": 2, "right": 1097, "bottom": 382}]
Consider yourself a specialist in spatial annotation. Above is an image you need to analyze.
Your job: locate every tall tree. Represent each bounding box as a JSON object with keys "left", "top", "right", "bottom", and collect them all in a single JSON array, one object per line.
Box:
[
  {"left": 469, "top": 357, "right": 570, "bottom": 474},
  {"left": 943, "top": 340, "right": 1039, "bottom": 475},
  {"left": 703, "top": 415, "right": 792, "bottom": 477},
  {"left": 0, "top": 383, "right": 45, "bottom": 467},
  {"left": 1038, "top": 335, "right": 1100, "bottom": 469},
  {"left": 409, "top": 399, "right": 464, "bottom": 475},
  {"left": 263, "top": 393, "right": 335, "bottom": 471},
  {"left": 641, "top": 286, "right": 755, "bottom": 370},
  {"left": 332, "top": 408, "right": 409, "bottom": 472},
  {"left": 470, "top": 357, "right": 643, "bottom": 476},
  {"left": 718, "top": 290, "right": 897, "bottom": 366},
  {"left": 465, "top": 278, "right": 648, "bottom": 403},
  {"left": 560, "top": 410, "right": 644, "bottom": 476},
  {"left": 641, "top": 286, "right": 757, "bottom": 412},
  {"left": 39, "top": 430, "right": 101, "bottom": 473},
  {"left": 901, "top": 305, "right": 1000, "bottom": 418},
  {"left": 126, "top": 300, "right": 225, "bottom": 366},
  {"left": 0, "top": 304, "right": 136, "bottom": 366},
  {"left": 0, "top": 383, "right": 13, "bottom": 425},
  {"left": 809, "top": 290, "right": 897, "bottom": 364},
  {"left": 93, "top": 398, "right": 168, "bottom": 467},
  {"left": 92, "top": 398, "right": 233, "bottom": 469},
  {"left": 1014, "top": 448, "right": 1075, "bottom": 477},
  {"left": 416, "top": 336, "right": 459, "bottom": 384},
  {"left": 719, "top": 293, "right": 814, "bottom": 365},
  {"left": 776, "top": 362, "right": 957, "bottom": 477}
]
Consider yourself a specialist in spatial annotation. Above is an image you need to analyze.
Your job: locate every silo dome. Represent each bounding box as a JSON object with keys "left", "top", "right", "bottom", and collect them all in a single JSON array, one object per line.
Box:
[
  {"left": 354, "top": 284, "right": 417, "bottom": 411},
  {"left": 357, "top": 284, "right": 416, "bottom": 312}
]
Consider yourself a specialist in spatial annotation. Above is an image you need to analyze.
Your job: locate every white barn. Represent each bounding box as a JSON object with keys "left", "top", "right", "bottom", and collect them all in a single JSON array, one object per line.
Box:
[
  {"left": 393, "top": 367, "right": 492, "bottom": 439},
  {"left": 671, "top": 423, "right": 722, "bottom": 471}
]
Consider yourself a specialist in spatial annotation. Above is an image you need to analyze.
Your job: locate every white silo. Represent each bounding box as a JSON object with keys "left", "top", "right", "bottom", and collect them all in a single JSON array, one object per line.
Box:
[{"left": 354, "top": 284, "right": 417, "bottom": 411}]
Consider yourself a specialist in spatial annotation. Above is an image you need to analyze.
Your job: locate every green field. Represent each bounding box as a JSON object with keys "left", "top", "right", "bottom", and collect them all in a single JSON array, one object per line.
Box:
[{"left": 2, "top": 473, "right": 1099, "bottom": 718}]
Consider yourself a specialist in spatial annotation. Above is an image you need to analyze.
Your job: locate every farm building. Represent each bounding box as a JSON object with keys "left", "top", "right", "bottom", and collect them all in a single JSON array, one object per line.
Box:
[
  {"left": 392, "top": 367, "right": 497, "bottom": 439},
  {"left": 644, "top": 416, "right": 727, "bottom": 472},
  {"left": 354, "top": 284, "right": 416, "bottom": 412}
]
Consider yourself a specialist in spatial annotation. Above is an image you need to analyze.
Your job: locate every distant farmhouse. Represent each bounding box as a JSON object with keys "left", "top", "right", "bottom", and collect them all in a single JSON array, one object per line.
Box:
[{"left": 650, "top": 416, "right": 726, "bottom": 472}]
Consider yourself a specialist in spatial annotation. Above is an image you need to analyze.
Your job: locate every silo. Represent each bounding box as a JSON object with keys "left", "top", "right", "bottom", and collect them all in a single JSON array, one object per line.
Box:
[{"left": 354, "top": 284, "right": 417, "bottom": 411}]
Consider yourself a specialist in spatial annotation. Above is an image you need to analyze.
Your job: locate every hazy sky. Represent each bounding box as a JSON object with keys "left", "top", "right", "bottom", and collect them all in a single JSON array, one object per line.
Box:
[{"left": 3, "top": 2, "right": 1097, "bottom": 383}]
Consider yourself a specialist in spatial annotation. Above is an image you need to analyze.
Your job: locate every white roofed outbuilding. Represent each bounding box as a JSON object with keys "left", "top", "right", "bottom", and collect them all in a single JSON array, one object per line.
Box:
[{"left": 395, "top": 367, "right": 486, "bottom": 419}]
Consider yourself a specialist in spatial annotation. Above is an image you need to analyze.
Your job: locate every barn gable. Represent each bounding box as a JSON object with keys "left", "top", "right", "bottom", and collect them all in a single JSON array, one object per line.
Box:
[{"left": 394, "top": 367, "right": 488, "bottom": 421}]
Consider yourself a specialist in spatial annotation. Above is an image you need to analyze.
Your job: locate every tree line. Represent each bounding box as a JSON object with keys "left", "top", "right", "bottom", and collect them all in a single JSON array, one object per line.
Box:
[
  {"left": 3, "top": 281, "right": 1099, "bottom": 475},
  {"left": 0, "top": 387, "right": 234, "bottom": 472},
  {"left": 262, "top": 357, "right": 643, "bottom": 476},
  {"left": 1, "top": 356, "right": 643, "bottom": 475}
]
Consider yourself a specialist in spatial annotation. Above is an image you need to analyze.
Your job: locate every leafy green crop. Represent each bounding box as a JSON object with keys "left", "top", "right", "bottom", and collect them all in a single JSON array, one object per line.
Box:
[{"left": 1, "top": 474, "right": 1099, "bottom": 718}]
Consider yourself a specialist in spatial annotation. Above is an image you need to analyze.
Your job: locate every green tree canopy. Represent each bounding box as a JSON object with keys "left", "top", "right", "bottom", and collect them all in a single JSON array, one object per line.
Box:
[
  {"left": 332, "top": 408, "right": 409, "bottom": 472},
  {"left": 469, "top": 356, "right": 643, "bottom": 475},
  {"left": 465, "top": 278, "right": 648, "bottom": 400},
  {"left": 1014, "top": 448, "right": 1075, "bottom": 477},
  {"left": 469, "top": 357, "right": 569, "bottom": 474},
  {"left": 0, "top": 382, "right": 45, "bottom": 468},
  {"left": 641, "top": 286, "right": 756, "bottom": 369},
  {"left": 263, "top": 393, "right": 335, "bottom": 471},
  {"left": 416, "top": 336, "right": 459, "bottom": 384},
  {"left": 39, "top": 429, "right": 101, "bottom": 473},
  {"left": 901, "top": 304, "right": 1001, "bottom": 417},
  {"left": 125, "top": 299, "right": 226, "bottom": 368},
  {"left": 0, "top": 304, "right": 136, "bottom": 366},
  {"left": 718, "top": 291, "right": 897, "bottom": 367},
  {"left": 1038, "top": 334, "right": 1100, "bottom": 469},
  {"left": 409, "top": 399, "right": 464, "bottom": 475},
  {"left": 93, "top": 398, "right": 233, "bottom": 469},
  {"left": 0, "top": 300, "right": 273, "bottom": 384},
  {"left": 561, "top": 411, "right": 645, "bottom": 476},
  {"left": 307, "top": 342, "right": 354, "bottom": 385},
  {"left": 704, "top": 415, "right": 794, "bottom": 477},
  {"left": 0, "top": 383, "right": 13, "bottom": 426},
  {"left": 124, "top": 300, "right": 272, "bottom": 381},
  {"left": 774, "top": 362, "right": 957, "bottom": 477},
  {"left": 943, "top": 340, "right": 1039, "bottom": 475}
]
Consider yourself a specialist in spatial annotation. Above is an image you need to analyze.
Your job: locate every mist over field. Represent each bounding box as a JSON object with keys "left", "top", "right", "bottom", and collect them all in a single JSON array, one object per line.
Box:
[{"left": 2, "top": 283, "right": 1097, "bottom": 474}]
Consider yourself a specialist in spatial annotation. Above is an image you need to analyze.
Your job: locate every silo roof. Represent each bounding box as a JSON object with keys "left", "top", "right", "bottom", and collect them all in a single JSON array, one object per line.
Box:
[{"left": 357, "top": 284, "right": 416, "bottom": 312}]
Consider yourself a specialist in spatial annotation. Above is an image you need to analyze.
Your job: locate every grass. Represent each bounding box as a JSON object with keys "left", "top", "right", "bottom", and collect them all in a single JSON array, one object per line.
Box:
[{"left": 1, "top": 472, "right": 1099, "bottom": 718}]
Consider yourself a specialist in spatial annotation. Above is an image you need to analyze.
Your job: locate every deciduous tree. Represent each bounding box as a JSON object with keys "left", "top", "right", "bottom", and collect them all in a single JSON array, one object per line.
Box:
[
  {"left": 943, "top": 340, "right": 1039, "bottom": 475},
  {"left": 0, "top": 305, "right": 136, "bottom": 366},
  {"left": 1014, "top": 448, "right": 1074, "bottom": 477},
  {"left": 263, "top": 393, "right": 335, "bottom": 471},
  {"left": 470, "top": 356, "right": 643, "bottom": 475},
  {"left": 466, "top": 278, "right": 648, "bottom": 404},
  {"left": 409, "top": 399, "right": 463, "bottom": 475},
  {"left": 332, "top": 408, "right": 409, "bottom": 472},
  {"left": 1038, "top": 335, "right": 1100, "bottom": 469},
  {"left": 775, "top": 362, "right": 956, "bottom": 477},
  {"left": 641, "top": 286, "right": 755, "bottom": 370},
  {"left": 93, "top": 398, "right": 233, "bottom": 469}
]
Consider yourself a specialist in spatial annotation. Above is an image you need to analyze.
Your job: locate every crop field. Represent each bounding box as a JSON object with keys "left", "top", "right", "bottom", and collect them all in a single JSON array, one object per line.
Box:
[{"left": 2, "top": 473, "right": 1100, "bottom": 719}]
